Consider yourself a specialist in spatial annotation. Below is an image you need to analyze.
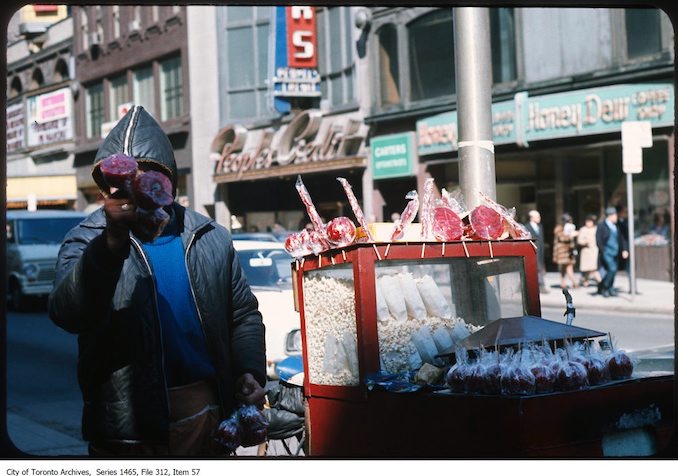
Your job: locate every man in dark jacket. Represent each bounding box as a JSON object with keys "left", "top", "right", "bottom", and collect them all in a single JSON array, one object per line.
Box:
[
  {"left": 595, "top": 206, "right": 629, "bottom": 297},
  {"left": 49, "top": 105, "right": 266, "bottom": 456},
  {"left": 524, "top": 210, "right": 549, "bottom": 293}
]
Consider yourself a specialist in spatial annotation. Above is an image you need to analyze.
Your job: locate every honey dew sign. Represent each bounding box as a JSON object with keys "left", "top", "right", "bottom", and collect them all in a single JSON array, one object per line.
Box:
[
  {"left": 26, "top": 87, "right": 73, "bottom": 147},
  {"left": 371, "top": 132, "right": 416, "bottom": 180}
]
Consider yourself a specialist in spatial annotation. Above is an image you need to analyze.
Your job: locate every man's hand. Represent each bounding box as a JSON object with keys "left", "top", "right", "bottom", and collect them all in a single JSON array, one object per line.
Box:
[
  {"left": 103, "top": 190, "right": 136, "bottom": 252},
  {"left": 235, "top": 373, "right": 266, "bottom": 408},
  {"left": 622, "top": 250, "right": 629, "bottom": 260}
]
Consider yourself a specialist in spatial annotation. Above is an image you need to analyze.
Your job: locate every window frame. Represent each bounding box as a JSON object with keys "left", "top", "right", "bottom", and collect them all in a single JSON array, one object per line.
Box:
[
  {"left": 85, "top": 82, "right": 105, "bottom": 139},
  {"left": 160, "top": 55, "right": 183, "bottom": 121}
]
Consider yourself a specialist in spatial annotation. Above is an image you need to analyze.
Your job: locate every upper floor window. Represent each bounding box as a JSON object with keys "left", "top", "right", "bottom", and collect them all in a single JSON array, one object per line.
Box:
[
  {"left": 109, "top": 74, "right": 129, "bottom": 120},
  {"left": 375, "top": 7, "right": 518, "bottom": 110},
  {"left": 80, "top": 7, "right": 89, "bottom": 51},
  {"left": 625, "top": 9, "right": 662, "bottom": 60},
  {"left": 378, "top": 24, "right": 400, "bottom": 106},
  {"left": 220, "top": 6, "right": 271, "bottom": 121},
  {"left": 9, "top": 77, "right": 23, "bottom": 98},
  {"left": 133, "top": 65, "right": 156, "bottom": 116},
  {"left": 316, "top": 7, "right": 355, "bottom": 108},
  {"left": 160, "top": 56, "right": 183, "bottom": 120},
  {"left": 491, "top": 8, "right": 517, "bottom": 84},
  {"left": 408, "top": 9, "right": 454, "bottom": 102},
  {"left": 112, "top": 6, "right": 120, "bottom": 38},
  {"left": 86, "top": 82, "right": 104, "bottom": 138}
]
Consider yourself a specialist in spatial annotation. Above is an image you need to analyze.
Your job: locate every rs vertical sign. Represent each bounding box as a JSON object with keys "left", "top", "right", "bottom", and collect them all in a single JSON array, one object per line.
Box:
[{"left": 272, "top": 6, "right": 321, "bottom": 114}]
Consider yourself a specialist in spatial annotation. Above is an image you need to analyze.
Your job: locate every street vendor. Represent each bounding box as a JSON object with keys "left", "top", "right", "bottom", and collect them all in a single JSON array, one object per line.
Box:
[{"left": 48, "top": 105, "right": 267, "bottom": 457}]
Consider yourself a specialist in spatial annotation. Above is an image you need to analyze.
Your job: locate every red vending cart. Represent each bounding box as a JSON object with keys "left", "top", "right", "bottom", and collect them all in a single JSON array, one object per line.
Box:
[{"left": 293, "top": 239, "right": 674, "bottom": 457}]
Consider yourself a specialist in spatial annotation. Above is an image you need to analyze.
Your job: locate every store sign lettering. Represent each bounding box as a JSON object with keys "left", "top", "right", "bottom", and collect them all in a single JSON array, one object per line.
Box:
[
  {"left": 6, "top": 103, "right": 25, "bottom": 153},
  {"left": 26, "top": 87, "right": 73, "bottom": 147},
  {"left": 215, "top": 111, "right": 365, "bottom": 180},
  {"left": 371, "top": 133, "right": 415, "bottom": 180}
]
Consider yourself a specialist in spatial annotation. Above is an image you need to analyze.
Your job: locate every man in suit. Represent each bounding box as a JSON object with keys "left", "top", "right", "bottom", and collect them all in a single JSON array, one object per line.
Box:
[
  {"left": 595, "top": 207, "right": 629, "bottom": 297},
  {"left": 525, "top": 210, "right": 549, "bottom": 293}
]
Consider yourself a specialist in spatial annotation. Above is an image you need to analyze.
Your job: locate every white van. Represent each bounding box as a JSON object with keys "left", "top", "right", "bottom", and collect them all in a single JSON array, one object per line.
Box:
[{"left": 6, "top": 210, "right": 88, "bottom": 311}]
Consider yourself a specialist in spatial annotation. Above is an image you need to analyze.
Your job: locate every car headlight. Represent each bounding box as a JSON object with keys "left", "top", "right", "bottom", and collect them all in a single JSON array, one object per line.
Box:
[
  {"left": 22, "top": 263, "right": 39, "bottom": 279},
  {"left": 285, "top": 329, "right": 302, "bottom": 354}
]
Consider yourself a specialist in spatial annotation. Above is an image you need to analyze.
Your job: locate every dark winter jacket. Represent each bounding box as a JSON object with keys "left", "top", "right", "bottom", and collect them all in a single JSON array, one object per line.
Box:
[
  {"left": 48, "top": 106, "right": 266, "bottom": 444},
  {"left": 595, "top": 219, "right": 629, "bottom": 267}
]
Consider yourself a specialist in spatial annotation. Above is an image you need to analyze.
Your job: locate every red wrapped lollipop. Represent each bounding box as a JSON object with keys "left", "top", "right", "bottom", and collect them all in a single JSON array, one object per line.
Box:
[
  {"left": 284, "top": 231, "right": 306, "bottom": 259},
  {"left": 99, "top": 153, "right": 138, "bottom": 191},
  {"left": 301, "top": 229, "right": 328, "bottom": 255},
  {"left": 326, "top": 216, "right": 356, "bottom": 247},
  {"left": 432, "top": 206, "right": 464, "bottom": 241},
  {"left": 470, "top": 204, "right": 504, "bottom": 240}
]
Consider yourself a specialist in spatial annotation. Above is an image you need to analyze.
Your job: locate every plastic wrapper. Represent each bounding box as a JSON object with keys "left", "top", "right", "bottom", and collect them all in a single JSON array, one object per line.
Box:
[
  {"left": 326, "top": 216, "right": 356, "bottom": 247},
  {"left": 554, "top": 359, "right": 589, "bottom": 391},
  {"left": 411, "top": 326, "right": 441, "bottom": 365},
  {"left": 365, "top": 371, "right": 422, "bottom": 393},
  {"left": 398, "top": 273, "right": 427, "bottom": 320},
  {"left": 341, "top": 330, "right": 360, "bottom": 377},
  {"left": 214, "top": 414, "right": 241, "bottom": 451},
  {"left": 415, "top": 275, "right": 452, "bottom": 319},
  {"left": 322, "top": 333, "right": 350, "bottom": 375},
  {"left": 295, "top": 175, "right": 327, "bottom": 240},
  {"left": 378, "top": 275, "right": 407, "bottom": 321},
  {"left": 501, "top": 352, "right": 536, "bottom": 396},
  {"left": 420, "top": 178, "right": 435, "bottom": 241},
  {"left": 606, "top": 350, "right": 634, "bottom": 380},
  {"left": 391, "top": 190, "right": 419, "bottom": 241},
  {"left": 432, "top": 327, "right": 455, "bottom": 354},
  {"left": 284, "top": 231, "right": 306, "bottom": 259},
  {"left": 135, "top": 207, "right": 170, "bottom": 241},
  {"left": 237, "top": 405, "right": 269, "bottom": 447},
  {"left": 432, "top": 206, "right": 464, "bottom": 241},
  {"left": 469, "top": 204, "right": 505, "bottom": 240},
  {"left": 337, "top": 177, "right": 375, "bottom": 242},
  {"left": 482, "top": 354, "right": 504, "bottom": 395},
  {"left": 440, "top": 188, "right": 468, "bottom": 218},
  {"left": 446, "top": 348, "right": 470, "bottom": 393},
  {"left": 132, "top": 171, "right": 174, "bottom": 210},
  {"left": 100, "top": 154, "right": 138, "bottom": 191},
  {"left": 375, "top": 278, "right": 391, "bottom": 322},
  {"left": 414, "top": 363, "right": 444, "bottom": 386},
  {"left": 464, "top": 360, "right": 487, "bottom": 394},
  {"left": 300, "top": 228, "right": 329, "bottom": 255},
  {"left": 477, "top": 191, "right": 531, "bottom": 240}
]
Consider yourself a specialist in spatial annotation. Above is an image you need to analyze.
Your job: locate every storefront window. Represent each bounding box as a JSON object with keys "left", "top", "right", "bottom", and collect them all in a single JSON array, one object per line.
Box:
[
  {"left": 85, "top": 82, "right": 104, "bottom": 138},
  {"left": 317, "top": 7, "right": 355, "bottom": 108},
  {"left": 108, "top": 74, "right": 128, "bottom": 121},
  {"left": 378, "top": 24, "right": 400, "bottom": 106},
  {"left": 160, "top": 55, "right": 183, "bottom": 121},
  {"left": 408, "top": 9, "right": 455, "bottom": 102},
  {"left": 490, "top": 8, "right": 517, "bottom": 84},
  {"left": 625, "top": 9, "right": 662, "bottom": 60},
  {"left": 133, "top": 66, "right": 155, "bottom": 117}
]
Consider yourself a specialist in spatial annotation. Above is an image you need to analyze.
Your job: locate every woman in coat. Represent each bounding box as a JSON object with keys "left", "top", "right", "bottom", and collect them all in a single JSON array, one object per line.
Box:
[
  {"left": 576, "top": 215, "right": 601, "bottom": 287},
  {"left": 553, "top": 213, "right": 579, "bottom": 289}
]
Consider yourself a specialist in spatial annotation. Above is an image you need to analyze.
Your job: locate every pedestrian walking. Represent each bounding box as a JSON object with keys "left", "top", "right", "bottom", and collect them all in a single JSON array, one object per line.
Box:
[
  {"left": 524, "top": 209, "right": 549, "bottom": 293},
  {"left": 595, "top": 206, "right": 629, "bottom": 297},
  {"left": 553, "top": 213, "right": 579, "bottom": 289},
  {"left": 576, "top": 214, "right": 601, "bottom": 287},
  {"left": 48, "top": 105, "right": 267, "bottom": 457}
]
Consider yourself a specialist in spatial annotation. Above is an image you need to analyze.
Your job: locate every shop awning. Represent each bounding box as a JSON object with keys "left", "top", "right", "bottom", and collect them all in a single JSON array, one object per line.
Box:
[{"left": 6, "top": 175, "right": 78, "bottom": 204}]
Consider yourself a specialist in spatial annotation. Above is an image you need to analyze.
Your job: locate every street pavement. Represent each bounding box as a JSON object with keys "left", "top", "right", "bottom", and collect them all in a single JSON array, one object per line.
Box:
[
  {"left": 538, "top": 271, "right": 674, "bottom": 316},
  {"left": 4, "top": 272, "right": 674, "bottom": 459}
]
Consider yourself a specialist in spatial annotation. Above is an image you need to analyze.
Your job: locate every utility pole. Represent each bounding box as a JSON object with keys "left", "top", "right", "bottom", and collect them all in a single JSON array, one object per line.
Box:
[{"left": 453, "top": 7, "right": 496, "bottom": 208}]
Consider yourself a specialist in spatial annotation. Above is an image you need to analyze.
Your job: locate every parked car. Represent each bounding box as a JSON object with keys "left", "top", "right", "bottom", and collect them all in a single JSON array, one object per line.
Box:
[
  {"left": 231, "top": 232, "right": 280, "bottom": 243},
  {"left": 6, "top": 210, "right": 88, "bottom": 311},
  {"left": 232, "top": 239, "right": 300, "bottom": 378}
]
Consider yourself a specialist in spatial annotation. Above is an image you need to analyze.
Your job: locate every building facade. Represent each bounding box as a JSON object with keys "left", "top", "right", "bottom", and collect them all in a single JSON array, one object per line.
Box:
[
  {"left": 70, "top": 5, "right": 191, "bottom": 211},
  {"left": 6, "top": 5, "right": 78, "bottom": 211},
  {"left": 365, "top": 6, "right": 674, "bottom": 280}
]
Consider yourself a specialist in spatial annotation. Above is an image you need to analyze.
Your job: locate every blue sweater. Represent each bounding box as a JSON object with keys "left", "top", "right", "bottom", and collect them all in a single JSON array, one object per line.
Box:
[{"left": 142, "top": 224, "right": 216, "bottom": 387}]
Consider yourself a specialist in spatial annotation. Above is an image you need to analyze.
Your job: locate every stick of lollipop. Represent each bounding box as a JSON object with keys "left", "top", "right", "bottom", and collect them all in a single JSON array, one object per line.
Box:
[
  {"left": 337, "top": 177, "right": 375, "bottom": 243},
  {"left": 295, "top": 175, "right": 328, "bottom": 241}
]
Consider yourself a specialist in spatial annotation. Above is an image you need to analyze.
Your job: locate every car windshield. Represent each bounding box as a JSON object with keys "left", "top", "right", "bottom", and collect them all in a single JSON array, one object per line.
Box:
[
  {"left": 236, "top": 248, "right": 293, "bottom": 288},
  {"left": 16, "top": 218, "right": 83, "bottom": 245}
]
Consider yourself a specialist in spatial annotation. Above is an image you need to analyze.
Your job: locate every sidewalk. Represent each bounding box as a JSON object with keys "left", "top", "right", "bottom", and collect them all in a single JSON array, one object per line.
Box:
[{"left": 539, "top": 271, "right": 675, "bottom": 315}]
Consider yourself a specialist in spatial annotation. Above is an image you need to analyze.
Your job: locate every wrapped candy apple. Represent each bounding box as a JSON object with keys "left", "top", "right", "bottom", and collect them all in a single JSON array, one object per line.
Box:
[
  {"left": 482, "top": 360, "right": 503, "bottom": 395},
  {"left": 446, "top": 363, "right": 469, "bottom": 393},
  {"left": 326, "top": 216, "right": 357, "bottom": 247},
  {"left": 237, "top": 405, "right": 269, "bottom": 447},
  {"left": 463, "top": 361, "right": 486, "bottom": 394},
  {"left": 284, "top": 231, "right": 306, "bottom": 259},
  {"left": 214, "top": 414, "right": 241, "bottom": 451},
  {"left": 99, "top": 154, "right": 139, "bottom": 191},
  {"left": 554, "top": 361, "right": 589, "bottom": 392},
  {"left": 132, "top": 171, "right": 174, "bottom": 210},
  {"left": 531, "top": 363, "right": 556, "bottom": 394},
  {"left": 135, "top": 207, "right": 170, "bottom": 241},
  {"left": 606, "top": 350, "right": 634, "bottom": 380}
]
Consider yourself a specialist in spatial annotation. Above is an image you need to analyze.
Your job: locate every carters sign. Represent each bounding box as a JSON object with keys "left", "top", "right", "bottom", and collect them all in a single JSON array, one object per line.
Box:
[{"left": 272, "top": 6, "right": 321, "bottom": 113}]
